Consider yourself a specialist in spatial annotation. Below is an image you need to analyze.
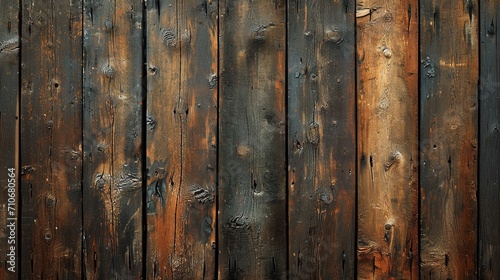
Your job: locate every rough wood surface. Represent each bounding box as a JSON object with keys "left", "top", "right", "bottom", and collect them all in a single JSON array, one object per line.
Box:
[
  {"left": 420, "top": 0, "right": 478, "bottom": 279},
  {"left": 218, "top": 0, "right": 287, "bottom": 278},
  {"left": 356, "top": 0, "right": 419, "bottom": 279},
  {"left": 20, "top": 0, "right": 83, "bottom": 278},
  {"left": 479, "top": 0, "right": 500, "bottom": 279},
  {"left": 287, "top": 0, "right": 356, "bottom": 279},
  {"left": 0, "top": 0, "right": 19, "bottom": 278},
  {"left": 145, "top": 0, "right": 218, "bottom": 278},
  {"left": 82, "top": 0, "right": 144, "bottom": 278}
]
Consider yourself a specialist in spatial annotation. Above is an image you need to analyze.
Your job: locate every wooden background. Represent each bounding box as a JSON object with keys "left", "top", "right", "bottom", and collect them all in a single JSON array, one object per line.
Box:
[{"left": 0, "top": 0, "right": 498, "bottom": 279}]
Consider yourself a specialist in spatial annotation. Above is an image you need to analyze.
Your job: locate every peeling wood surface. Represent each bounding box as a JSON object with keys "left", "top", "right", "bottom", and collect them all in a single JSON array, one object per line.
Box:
[
  {"left": 0, "top": 1, "right": 498, "bottom": 279},
  {"left": 479, "top": 0, "right": 500, "bottom": 279},
  {"left": 145, "top": 0, "right": 217, "bottom": 278},
  {"left": 0, "top": 0, "right": 19, "bottom": 279},
  {"left": 420, "top": 0, "right": 479, "bottom": 279},
  {"left": 288, "top": 0, "right": 356, "bottom": 279},
  {"left": 20, "top": 0, "right": 83, "bottom": 278},
  {"left": 218, "top": 0, "right": 287, "bottom": 278},
  {"left": 82, "top": 0, "right": 144, "bottom": 278}
]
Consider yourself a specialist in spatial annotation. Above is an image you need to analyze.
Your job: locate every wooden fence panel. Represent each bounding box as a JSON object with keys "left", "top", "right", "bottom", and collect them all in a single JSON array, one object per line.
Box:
[
  {"left": 356, "top": 0, "right": 419, "bottom": 279},
  {"left": 145, "top": 0, "right": 218, "bottom": 278},
  {"left": 20, "top": 0, "right": 83, "bottom": 278},
  {"left": 218, "top": 0, "right": 287, "bottom": 278},
  {"left": 287, "top": 0, "right": 356, "bottom": 279},
  {"left": 0, "top": 0, "right": 19, "bottom": 278},
  {"left": 82, "top": 0, "right": 144, "bottom": 278},
  {"left": 479, "top": 0, "right": 500, "bottom": 279},
  {"left": 420, "top": 0, "right": 479, "bottom": 278}
]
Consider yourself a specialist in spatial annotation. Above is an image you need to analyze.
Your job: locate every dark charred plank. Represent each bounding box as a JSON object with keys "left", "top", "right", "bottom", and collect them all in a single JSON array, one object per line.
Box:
[
  {"left": 479, "top": 0, "right": 500, "bottom": 279},
  {"left": 420, "top": 0, "right": 478, "bottom": 278},
  {"left": 82, "top": 0, "right": 144, "bottom": 278},
  {"left": 145, "top": 0, "right": 218, "bottom": 278},
  {"left": 287, "top": 0, "right": 356, "bottom": 279},
  {"left": 218, "top": 0, "right": 287, "bottom": 278},
  {"left": 0, "top": 0, "right": 19, "bottom": 278},
  {"left": 20, "top": 0, "right": 83, "bottom": 278},
  {"left": 356, "top": 0, "right": 419, "bottom": 278}
]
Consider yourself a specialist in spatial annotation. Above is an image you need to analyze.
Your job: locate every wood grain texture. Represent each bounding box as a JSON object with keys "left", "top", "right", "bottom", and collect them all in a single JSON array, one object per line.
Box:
[
  {"left": 420, "top": 0, "right": 478, "bottom": 279},
  {"left": 218, "top": 0, "right": 287, "bottom": 278},
  {"left": 20, "top": 0, "right": 83, "bottom": 278},
  {"left": 82, "top": 0, "right": 143, "bottom": 278},
  {"left": 145, "top": 0, "right": 218, "bottom": 278},
  {"left": 287, "top": 0, "right": 356, "bottom": 279},
  {"left": 0, "top": 0, "right": 19, "bottom": 278},
  {"left": 356, "top": 0, "right": 419, "bottom": 279},
  {"left": 479, "top": 0, "right": 500, "bottom": 279}
]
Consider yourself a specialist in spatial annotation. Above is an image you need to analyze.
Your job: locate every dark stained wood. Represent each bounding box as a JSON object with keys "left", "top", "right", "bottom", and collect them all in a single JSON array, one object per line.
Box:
[
  {"left": 420, "top": 0, "right": 479, "bottom": 279},
  {"left": 82, "top": 0, "right": 143, "bottom": 278},
  {"left": 218, "top": 0, "right": 287, "bottom": 278},
  {"left": 145, "top": 0, "right": 218, "bottom": 279},
  {"left": 356, "top": 0, "right": 419, "bottom": 278},
  {"left": 0, "top": 0, "right": 19, "bottom": 278},
  {"left": 20, "top": 0, "right": 83, "bottom": 278},
  {"left": 287, "top": 0, "right": 356, "bottom": 279},
  {"left": 479, "top": 0, "right": 500, "bottom": 279}
]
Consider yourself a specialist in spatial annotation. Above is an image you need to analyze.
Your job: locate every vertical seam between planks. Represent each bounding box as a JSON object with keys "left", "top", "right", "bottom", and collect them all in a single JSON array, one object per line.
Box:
[
  {"left": 353, "top": 0, "right": 358, "bottom": 277},
  {"left": 285, "top": 0, "right": 289, "bottom": 278},
  {"left": 417, "top": 0, "right": 422, "bottom": 277},
  {"left": 141, "top": 0, "right": 148, "bottom": 278},
  {"left": 476, "top": 0, "right": 481, "bottom": 278},
  {"left": 80, "top": 0, "right": 85, "bottom": 278},
  {"left": 215, "top": 0, "right": 220, "bottom": 278}
]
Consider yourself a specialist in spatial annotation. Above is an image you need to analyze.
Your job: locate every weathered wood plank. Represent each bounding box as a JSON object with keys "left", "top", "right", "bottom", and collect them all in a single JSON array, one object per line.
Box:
[
  {"left": 356, "top": 0, "right": 419, "bottom": 278},
  {"left": 0, "top": 0, "right": 19, "bottom": 278},
  {"left": 420, "top": 0, "right": 478, "bottom": 278},
  {"left": 20, "top": 0, "right": 83, "bottom": 278},
  {"left": 145, "top": 0, "right": 218, "bottom": 279},
  {"left": 287, "top": 0, "right": 356, "bottom": 279},
  {"left": 479, "top": 0, "right": 500, "bottom": 279},
  {"left": 218, "top": 0, "right": 287, "bottom": 278},
  {"left": 82, "top": 0, "right": 143, "bottom": 278}
]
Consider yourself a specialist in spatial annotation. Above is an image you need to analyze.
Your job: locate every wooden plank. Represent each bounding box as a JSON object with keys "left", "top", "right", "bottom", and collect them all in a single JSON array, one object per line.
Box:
[
  {"left": 20, "top": 0, "right": 83, "bottom": 278},
  {"left": 145, "top": 0, "right": 218, "bottom": 278},
  {"left": 82, "top": 0, "right": 143, "bottom": 278},
  {"left": 287, "top": 0, "right": 356, "bottom": 279},
  {"left": 0, "top": 0, "right": 19, "bottom": 278},
  {"left": 356, "top": 0, "right": 419, "bottom": 278},
  {"left": 218, "top": 0, "right": 287, "bottom": 278},
  {"left": 420, "top": 0, "right": 478, "bottom": 278},
  {"left": 479, "top": 0, "right": 500, "bottom": 278}
]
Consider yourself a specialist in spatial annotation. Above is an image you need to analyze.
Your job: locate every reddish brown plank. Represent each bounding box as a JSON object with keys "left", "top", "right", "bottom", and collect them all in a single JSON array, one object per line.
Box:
[
  {"left": 82, "top": 0, "right": 144, "bottom": 278},
  {"left": 287, "top": 0, "right": 356, "bottom": 278},
  {"left": 20, "top": 0, "right": 83, "bottom": 278},
  {"left": 218, "top": 0, "right": 287, "bottom": 278},
  {"left": 479, "top": 0, "right": 500, "bottom": 279},
  {"left": 420, "top": 0, "right": 479, "bottom": 278},
  {"left": 0, "top": 0, "right": 19, "bottom": 278},
  {"left": 145, "top": 0, "right": 218, "bottom": 278},
  {"left": 356, "top": 0, "right": 419, "bottom": 278}
]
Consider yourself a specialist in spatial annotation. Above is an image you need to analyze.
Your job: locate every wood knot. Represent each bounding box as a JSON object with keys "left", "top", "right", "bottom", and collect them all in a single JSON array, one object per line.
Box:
[
  {"left": 102, "top": 64, "right": 114, "bottom": 78},
  {"left": 237, "top": 144, "right": 251, "bottom": 157},
  {"left": 325, "top": 28, "right": 343, "bottom": 44},
  {"left": 104, "top": 20, "right": 113, "bottom": 31},
  {"left": 162, "top": 29, "right": 176, "bottom": 46},
  {"left": 382, "top": 47, "right": 392, "bottom": 58},
  {"left": 190, "top": 185, "right": 214, "bottom": 204},
  {"left": 44, "top": 230, "right": 53, "bottom": 242},
  {"left": 306, "top": 122, "right": 319, "bottom": 145},
  {"left": 46, "top": 194, "right": 56, "bottom": 207},
  {"left": 228, "top": 215, "right": 250, "bottom": 229}
]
